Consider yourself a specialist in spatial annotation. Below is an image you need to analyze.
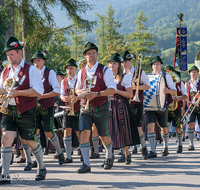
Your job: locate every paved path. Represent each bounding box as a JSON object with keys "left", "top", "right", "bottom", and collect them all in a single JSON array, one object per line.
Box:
[{"left": 4, "top": 137, "right": 200, "bottom": 189}]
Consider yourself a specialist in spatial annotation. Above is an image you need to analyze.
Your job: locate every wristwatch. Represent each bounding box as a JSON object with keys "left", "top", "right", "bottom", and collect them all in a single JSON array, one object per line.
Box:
[{"left": 97, "top": 92, "right": 101, "bottom": 97}]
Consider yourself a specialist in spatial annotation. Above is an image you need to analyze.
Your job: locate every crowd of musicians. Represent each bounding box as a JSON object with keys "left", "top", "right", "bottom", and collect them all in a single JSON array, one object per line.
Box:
[{"left": 0, "top": 36, "right": 200, "bottom": 185}]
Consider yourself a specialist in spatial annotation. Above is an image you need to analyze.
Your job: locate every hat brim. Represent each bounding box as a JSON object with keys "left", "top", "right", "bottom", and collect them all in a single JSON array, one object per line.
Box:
[
  {"left": 3, "top": 46, "right": 23, "bottom": 54},
  {"left": 151, "top": 61, "right": 163, "bottom": 66},
  {"left": 107, "top": 59, "right": 121, "bottom": 63},
  {"left": 31, "top": 57, "right": 46, "bottom": 63},
  {"left": 83, "top": 47, "right": 98, "bottom": 54}
]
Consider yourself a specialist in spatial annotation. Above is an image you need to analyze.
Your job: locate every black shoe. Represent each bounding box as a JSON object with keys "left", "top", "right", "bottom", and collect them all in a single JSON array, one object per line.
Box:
[
  {"left": 90, "top": 153, "right": 100, "bottom": 159},
  {"left": 188, "top": 145, "right": 195, "bottom": 151},
  {"left": 132, "top": 146, "right": 137, "bottom": 154},
  {"left": 197, "top": 138, "right": 199, "bottom": 141},
  {"left": 148, "top": 151, "right": 157, "bottom": 158},
  {"left": 117, "top": 154, "right": 125, "bottom": 163},
  {"left": 172, "top": 133, "right": 176, "bottom": 137},
  {"left": 64, "top": 158, "right": 73, "bottom": 163},
  {"left": 182, "top": 137, "right": 185, "bottom": 142},
  {"left": 125, "top": 154, "right": 131, "bottom": 165},
  {"left": 58, "top": 153, "right": 64, "bottom": 165},
  {"left": 104, "top": 155, "right": 114, "bottom": 170},
  {"left": 16, "top": 157, "right": 26, "bottom": 163},
  {"left": 43, "top": 148, "right": 49, "bottom": 155},
  {"left": 177, "top": 145, "right": 183, "bottom": 153},
  {"left": 24, "top": 162, "right": 32, "bottom": 171},
  {"left": 54, "top": 154, "right": 58, "bottom": 159},
  {"left": 101, "top": 161, "right": 105, "bottom": 167},
  {"left": 77, "top": 163, "right": 91, "bottom": 173},
  {"left": 117, "top": 149, "right": 123, "bottom": 155},
  {"left": 142, "top": 146, "right": 148, "bottom": 160},
  {"left": 0, "top": 175, "right": 10, "bottom": 185},
  {"left": 32, "top": 160, "right": 37, "bottom": 168},
  {"left": 186, "top": 136, "right": 188, "bottom": 139},
  {"left": 161, "top": 148, "right": 169, "bottom": 156},
  {"left": 35, "top": 167, "right": 47, "bottom": 181},
  {"left": 10, "top": 153, "right": 14, "bottom": 165}
]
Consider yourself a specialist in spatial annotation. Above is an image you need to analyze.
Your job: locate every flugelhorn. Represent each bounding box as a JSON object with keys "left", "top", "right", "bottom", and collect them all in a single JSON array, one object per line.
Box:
[
  {"left": 131, "top": 54, "right": 143, "bottom": 102},
  {"left": 68, "top": 84, "right": 76, "bottom": 116},
  {"left": 82, "top": 74, "right": 96, "bottom": 111},
  {"left": 0, "top": 77, "right": 17, "bottom": 114}
]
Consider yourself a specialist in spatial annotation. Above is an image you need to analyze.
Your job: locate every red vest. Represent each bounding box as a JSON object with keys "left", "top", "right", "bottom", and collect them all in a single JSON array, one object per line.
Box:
[
  {"left": 176, "top": 81, "right": 183, "bottom": 110},
  {"left": 81, "top": 63, "right": 107, "bottom": 108},
  {"left": 2, "top": 63, "right": 37, "bottom": 114},
  {"left": 186, "top": 80, "right": 200, "bottom": 107},
  {"left": 63, "top": 77, "right": 80, "bottom": 113},
  {"left": 39, "top": 68, "right": 54, "bottom": 110},
  {"left": 130, "top": 69, "right": 143, "bottom": 105}
]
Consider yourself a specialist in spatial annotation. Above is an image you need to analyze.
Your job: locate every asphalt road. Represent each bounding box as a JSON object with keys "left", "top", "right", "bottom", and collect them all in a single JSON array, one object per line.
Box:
[{"left": 3, "top": 136, "right": 200, "bottom": 190}]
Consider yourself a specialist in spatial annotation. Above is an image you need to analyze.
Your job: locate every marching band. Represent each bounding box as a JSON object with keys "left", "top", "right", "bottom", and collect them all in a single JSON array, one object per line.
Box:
[{"left": 0, "top": 36, "right": 200, "bottom": 184}]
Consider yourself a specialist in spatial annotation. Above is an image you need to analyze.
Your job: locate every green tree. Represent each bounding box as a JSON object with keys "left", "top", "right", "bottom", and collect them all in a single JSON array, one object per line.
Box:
[
  {"left": 70, "top": 18, "right": 85, "bottom": 61},
  {"left": 96, "top": 4, "right": 122, "bottom": 62},
  {"left": 128, "top": 10, "right": 159, "bottom": 72},
  {"left": 45, "top": 32, "right": 70, "bottom": 72},
  {"left": 0, "top": 0, "right": 11, "bottom": 61}
]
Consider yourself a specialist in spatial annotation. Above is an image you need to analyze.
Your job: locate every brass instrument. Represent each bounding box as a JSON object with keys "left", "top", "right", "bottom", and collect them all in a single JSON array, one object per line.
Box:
[
  {"left": 181, "top": 91, "right": 200, "bottom": 125},
  {"left": 0, "top": 77, "right": 17, "bottom": 114},
  {"left": 79, "top": 59, "right": 87, "bottom": 69},
  {"left": 68, "top": 84, "right": 76, "bottom": 116},
  {"left": 82, "top": 75, "right": 96, "bottom": 111},
  {"left": 168, "top": 71, "right": 181, "bottom": 111},
  {"left": 131, "top": 54, "right": 143, "bottom": 102}
]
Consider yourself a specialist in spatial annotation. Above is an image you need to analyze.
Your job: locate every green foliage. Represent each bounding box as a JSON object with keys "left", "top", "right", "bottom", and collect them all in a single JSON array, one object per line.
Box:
[
  {"left": 0, "top": 0, "right": 12, "bottom": 60},
  {"left": 127, "top": 10, "right": 160, "bottom": 72},
  {"left": 95, "top": 4, "right": 123, "bottom": 62},
  {"left": 70, "top": 18, "right": 85, "bottom": 62},
  {"left": 44, "top": 32, "right": 70, "bottom": 72}
]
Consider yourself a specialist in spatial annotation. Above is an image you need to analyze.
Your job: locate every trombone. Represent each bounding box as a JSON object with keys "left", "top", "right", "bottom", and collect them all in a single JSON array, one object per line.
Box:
[
  {"left": 181, "top": 91, "right": 200, "bottom": 125},
  {"left": 131, "top": 54, "right": 143, "bottom": 102}
]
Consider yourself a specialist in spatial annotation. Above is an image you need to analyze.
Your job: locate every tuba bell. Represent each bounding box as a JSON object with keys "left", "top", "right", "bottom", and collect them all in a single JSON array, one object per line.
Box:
[
  {"left": 168, "top": 71, "right": 180, "bottom": 111},
  {"left": 68, "top": 84, "right": 76, "bottom": 116}
]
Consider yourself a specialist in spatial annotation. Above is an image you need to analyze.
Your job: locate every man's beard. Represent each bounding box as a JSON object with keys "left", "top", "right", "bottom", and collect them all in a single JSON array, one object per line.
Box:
[{"left": 10, "top": 60, "right": 19, "bottom": 66}]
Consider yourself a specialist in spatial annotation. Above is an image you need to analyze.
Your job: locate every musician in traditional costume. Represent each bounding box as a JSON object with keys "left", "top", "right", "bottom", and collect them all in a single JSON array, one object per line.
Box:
[
  {"left": 145, "top": 56, "right": 176, "bottom": 158},
  {"left": 108, "top": 53, "right": 140, "bottom": 164},
  {"left": 183, "top": 65, "right": 200, "bottom": 151},
  {"left": 0, "top": 36, "right": 46, "bottom": 183},
  {"left": 75, "top": 42, "right": 116, "bottom": 173},
  {"left": 121, "top": 50, "right": 150, "bottom": 160},
  {"left": 60, "top": 58, "right": 80, "bottom": 163},
  {"left": 31, "top": 51, "right": 64, "bottom": 165},
  {"left": 163, "top": 65, "right": 187, "bottom": 153}
]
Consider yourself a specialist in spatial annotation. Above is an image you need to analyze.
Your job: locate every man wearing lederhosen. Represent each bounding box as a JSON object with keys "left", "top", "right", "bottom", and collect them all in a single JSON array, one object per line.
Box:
[
  {"left": 60, "top": 58, "right": 81, "bottom": 163},
  {"left": 0, "top": 36, "right": 46, "bottom": 184},
  {"left": 76, "top": 42, "right": 116, "bottom": 173},
  {"left": 145, "top": 56, "right": 176, "bottom": 158},
  {"left": 163, "top": 65, "right": 187, "bottom": 153},
  {"left": 32, "top": 51, "right": 64, "bottom": 165},
  {"left": 121, "top": 51, "right": 150, "bottom": 160},
  {"left": 183, "top": 65, "right": 200, "bottom": 151}
]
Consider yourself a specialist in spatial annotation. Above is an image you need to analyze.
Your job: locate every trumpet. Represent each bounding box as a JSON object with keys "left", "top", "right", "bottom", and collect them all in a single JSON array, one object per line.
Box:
[
  {"left": 81, "top": 75, "right": 96, "bottom": 111},
  {"left": 68, "top": 84, "right": 76, "bottom": 116},
  {"left": 131, "top": 54, "right": 143, "bottom": 102},
  {"left": 0, "top": 77, "right": 17, "bottom": 114},
  {"left": 181, "top": 91, "right": 200, "bottom": 125}
]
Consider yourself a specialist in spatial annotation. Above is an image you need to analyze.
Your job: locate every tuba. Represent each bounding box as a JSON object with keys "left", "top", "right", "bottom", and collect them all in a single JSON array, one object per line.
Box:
[
  {"left": 0, "top": 77, "right": 17, "bottom": 114},
  {"left": 168, "top": 72, "right": 180, "bottom": 111},
  {"left": 131, "top": 54, "right": 143, "bottom": 102},
  {"left": 68, "top": 84, "right": 76, "bottom": 116}
]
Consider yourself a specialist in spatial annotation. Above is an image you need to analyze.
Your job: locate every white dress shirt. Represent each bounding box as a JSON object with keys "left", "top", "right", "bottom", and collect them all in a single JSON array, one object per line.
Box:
[
  {"left": 185, "top": 78, "right": 199, "bottom": 93},
  {"left": 61, "top": 74, "right": 77, "bottom": 96},
  {"left": 39, "top": 66, "right": 60, "bottom": 94},
  {"left": 179, "top": 81, "right": 187, "bottom": 96},
  {"left": 76, "top": 61, "right": 117, "bottom": 90},
  {"left": 124, "top": 66, "right": 150, "bottom": 86},
  {"left": 0, "top": 59, "right": 44, "bottom": 105},
  {"left": 115, "top": 74, "right": 132, "bottom": 89}
]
